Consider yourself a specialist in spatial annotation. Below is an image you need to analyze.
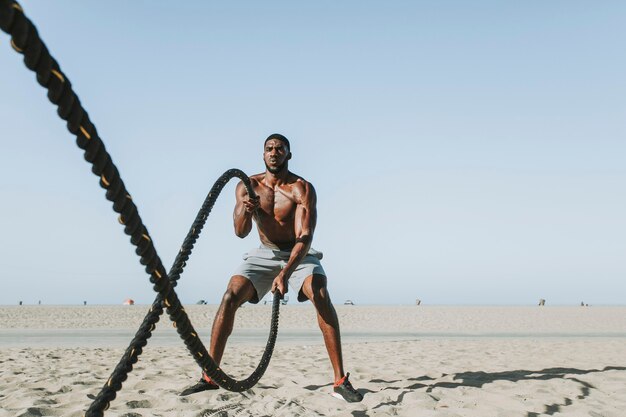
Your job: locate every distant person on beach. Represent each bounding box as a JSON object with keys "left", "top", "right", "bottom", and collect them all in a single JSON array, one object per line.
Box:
[{"left": 181, "top": 134, "right": 362, "bottom": 402}]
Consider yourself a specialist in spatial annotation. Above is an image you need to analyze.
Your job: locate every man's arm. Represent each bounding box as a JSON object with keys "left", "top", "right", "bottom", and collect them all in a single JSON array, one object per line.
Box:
[
  {"left": 271, "top": 181, "right": 317, "bottom": 295},
  {"left": 233, "top": 181, "right": 259, "bottom": 238}
]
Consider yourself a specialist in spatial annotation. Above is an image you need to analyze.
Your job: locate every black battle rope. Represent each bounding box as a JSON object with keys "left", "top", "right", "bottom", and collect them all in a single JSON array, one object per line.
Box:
[
  {"left": 0, "top": 2, "right": 281, "bottom": 416},
  {"left": 85, "top": 170, "right": 281, "bottom": 417}
]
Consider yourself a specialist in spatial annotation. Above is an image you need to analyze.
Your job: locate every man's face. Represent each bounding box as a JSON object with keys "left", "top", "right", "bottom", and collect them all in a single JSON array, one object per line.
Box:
[{"left": 264, "top": 139, "right": 290, "bottom": 174}]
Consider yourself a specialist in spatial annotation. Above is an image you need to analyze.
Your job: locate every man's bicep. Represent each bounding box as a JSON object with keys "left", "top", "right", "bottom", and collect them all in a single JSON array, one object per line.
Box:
[
  {"left": 296, "top": 183, "right": 317, "bottom": 238},
  {"left": 235, "top": 181, "right": 248, "bottom": 203},
  {"left": 306, "top": 185, "right": 318, "bottom": 233}
]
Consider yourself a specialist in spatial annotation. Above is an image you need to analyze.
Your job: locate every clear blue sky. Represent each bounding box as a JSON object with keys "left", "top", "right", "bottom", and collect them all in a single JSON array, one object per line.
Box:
[{"left": 1, "top": 1, "right": 624, "bottom": 305}]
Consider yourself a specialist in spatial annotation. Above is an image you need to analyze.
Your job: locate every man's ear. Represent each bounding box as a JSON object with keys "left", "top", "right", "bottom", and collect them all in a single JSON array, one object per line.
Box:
[{"left": 287, "top": 152, "right": 292, "bottom": 160}]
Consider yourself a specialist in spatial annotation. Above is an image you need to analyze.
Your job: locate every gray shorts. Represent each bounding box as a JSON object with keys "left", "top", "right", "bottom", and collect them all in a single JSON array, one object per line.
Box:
[{"left": 233, "top": 245, "right": 326, "bottom": 303}]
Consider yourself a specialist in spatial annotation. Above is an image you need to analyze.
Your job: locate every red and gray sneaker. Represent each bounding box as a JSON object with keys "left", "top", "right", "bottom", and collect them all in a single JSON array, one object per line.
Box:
[
  {"left": 332, "top": 372, "right": 363, "bottom": 402},
  {"left": 179, "top": 372, "right": 220, "bottom": 396}
]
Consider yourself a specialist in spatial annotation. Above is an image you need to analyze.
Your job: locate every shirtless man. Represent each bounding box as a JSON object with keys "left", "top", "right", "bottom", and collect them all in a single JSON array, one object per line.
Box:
[{"left": 181, "top": 134, "right": 362, "bottom": 402}]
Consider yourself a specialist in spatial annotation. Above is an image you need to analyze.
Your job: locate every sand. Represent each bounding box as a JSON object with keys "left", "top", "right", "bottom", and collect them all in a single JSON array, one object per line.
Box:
[{"left": 1, "top": 305, "right": 626, "bottom": 417}]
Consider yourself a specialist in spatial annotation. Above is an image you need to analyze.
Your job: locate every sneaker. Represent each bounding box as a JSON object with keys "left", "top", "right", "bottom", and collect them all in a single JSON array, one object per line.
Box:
[
  {"left": 332, "top": 372, "right": 363, "bottom": 403},
  {"left": 180, "top": 374, "right": 220, "bottom": 396}
]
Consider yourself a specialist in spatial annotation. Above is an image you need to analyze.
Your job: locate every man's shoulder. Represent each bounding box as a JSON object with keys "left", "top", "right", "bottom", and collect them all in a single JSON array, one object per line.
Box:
[
  {"left": 236, "top": 173, "right": 264, "bottom": 192},
  {"left": 287, "top": 172, "right": 314, "bottom": 190},
  {"left": 249, "top": 173, "right": 265, "bottom": 183},
  {"left": 286, "top": 173, "right": 316, "bottom": 204}
]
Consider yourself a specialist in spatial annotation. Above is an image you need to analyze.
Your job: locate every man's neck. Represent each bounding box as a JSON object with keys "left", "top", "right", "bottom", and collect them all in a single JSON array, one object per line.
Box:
[{"left": 264, "top": 168, "right": 289, "bottom": 187}]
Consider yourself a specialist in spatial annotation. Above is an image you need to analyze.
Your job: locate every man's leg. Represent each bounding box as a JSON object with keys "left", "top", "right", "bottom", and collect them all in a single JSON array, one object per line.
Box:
[
  {"left": 300, "top": 274, "right": 363, "bottom": 402},
  {"left": 181, "top": 275, "right": 256, "bottom": 396},
  {"left": 300, "top": 274, "right": 345, "bottom": 381},
  {"left": 209, "top": 275, "right": 257, "bottom": 365}
]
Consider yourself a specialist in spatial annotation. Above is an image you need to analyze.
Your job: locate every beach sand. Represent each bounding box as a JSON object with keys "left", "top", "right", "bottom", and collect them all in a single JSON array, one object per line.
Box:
[{"left": 1, "top": 305, "right": 625, "bottom": 417}]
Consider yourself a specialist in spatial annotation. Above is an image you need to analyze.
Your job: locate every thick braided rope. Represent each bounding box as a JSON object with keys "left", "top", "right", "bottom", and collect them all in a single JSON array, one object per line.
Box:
[
  {"left": 0, "top": 2, "right": 280, "bottom": 416},
  {"left": 87, "top": 170, "right": 281, "bottom": 416},
  {"left": 86, "top": 170, "right": 281, "bottom": 416}
]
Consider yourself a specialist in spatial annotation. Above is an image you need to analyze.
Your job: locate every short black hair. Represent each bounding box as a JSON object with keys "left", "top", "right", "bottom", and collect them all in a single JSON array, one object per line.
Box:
[{"left": 264, "top": 133, "right": 290, "bottom": 151}]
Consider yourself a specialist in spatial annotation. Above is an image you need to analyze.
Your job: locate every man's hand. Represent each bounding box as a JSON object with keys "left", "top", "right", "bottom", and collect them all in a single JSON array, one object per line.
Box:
[
  {"left": 243, "top": 195, "right": 260, "bottom": 213},
  {"left": 271, "top": 273, "right": 288, "bottom": 298}
]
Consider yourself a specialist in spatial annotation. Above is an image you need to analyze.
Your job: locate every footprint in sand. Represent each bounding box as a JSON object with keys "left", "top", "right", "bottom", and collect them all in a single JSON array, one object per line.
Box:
[
  {"left": 16, "top": 406, "right": 61, "bottom": 417},
  {"left": 126, "top": 400, "right": 152, "bottom": 409},
  {"left": 199, "top": 404, "right": 244, "bottom": 417}
]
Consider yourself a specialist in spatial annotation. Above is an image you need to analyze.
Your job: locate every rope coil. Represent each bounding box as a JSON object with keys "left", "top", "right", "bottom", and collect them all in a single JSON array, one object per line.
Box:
[{"left": 0, "top": 2, "right": 280, "bottom": 416}]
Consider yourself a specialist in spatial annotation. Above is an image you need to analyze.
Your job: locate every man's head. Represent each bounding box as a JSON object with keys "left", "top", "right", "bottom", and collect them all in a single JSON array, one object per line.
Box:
[
  {"left": 263, "top": 133, "right": 291, "bottom": 174},
  {"left": 264, "top": 133, "right": 290, "bottom": 151}
]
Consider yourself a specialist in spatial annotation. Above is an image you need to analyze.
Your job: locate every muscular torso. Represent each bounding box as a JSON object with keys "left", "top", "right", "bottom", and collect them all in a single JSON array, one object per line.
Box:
[{"left": 249, "top": 172, "right": 311, "bottom": 251}]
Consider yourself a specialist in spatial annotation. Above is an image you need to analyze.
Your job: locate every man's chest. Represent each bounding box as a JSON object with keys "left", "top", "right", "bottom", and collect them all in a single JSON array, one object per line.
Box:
[{"left": 256, "top": 186, "right": 297, "bottom": 220}]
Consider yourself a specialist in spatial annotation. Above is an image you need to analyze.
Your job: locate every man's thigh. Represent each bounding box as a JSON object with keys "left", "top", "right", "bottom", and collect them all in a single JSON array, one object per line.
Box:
[
  {"left": 290, "top": 255, "right": 327, "bottom": 302},
  {"left": 232, "top": 257, "right": 281, "bottom": 304},
  {"left": 296, "top": 274, "right": 328, "bottom": 302}
]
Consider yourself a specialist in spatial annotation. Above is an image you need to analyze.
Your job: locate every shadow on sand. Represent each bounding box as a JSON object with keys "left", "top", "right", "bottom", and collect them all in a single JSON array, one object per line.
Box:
[
  {"left": 360, "top": 365, "right": 626, "bottom": 417},
  {"left": 196, "top": 366, "right": 625, "bottom": 417}
]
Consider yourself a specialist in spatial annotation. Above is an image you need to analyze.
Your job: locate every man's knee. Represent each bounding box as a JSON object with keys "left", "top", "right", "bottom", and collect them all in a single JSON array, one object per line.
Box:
[
  {"left": 304, "top": 274, "right": 331, "bottom": 306},
  {"left": 222, "top": 275, "right": 255, "bottom": 308},
  {"left": 221, "top": 289, "right": 242, "bottom": 309}
]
